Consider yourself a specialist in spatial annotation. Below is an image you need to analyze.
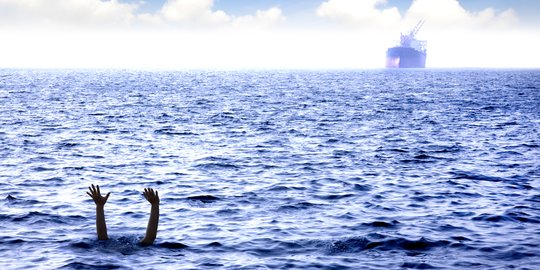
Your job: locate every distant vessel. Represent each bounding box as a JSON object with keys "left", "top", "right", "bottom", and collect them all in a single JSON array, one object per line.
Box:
[{"left": 386, "top": 20, "right": 427, "bottom": 68}]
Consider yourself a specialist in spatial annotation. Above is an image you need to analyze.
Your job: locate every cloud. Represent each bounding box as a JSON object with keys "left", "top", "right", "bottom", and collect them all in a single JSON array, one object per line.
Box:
[
  {"left": 232, "top": 7, "right": 286, "bottom": 28},
  {"left": 0, "top": 0, "right": 536, "bottom": 69},
  {"left": 145, "top": 1, "right": 285, "bottom": 28},
  {"left": 404, "top": 0, "right": 517, "bottom": 29},
  {"left": 0, "top": 0, "right": 289, "bottom": 69},
  {"left": 0, "top": 0, "right": 285, "bottom": 29},
  {"left": 158, "top": 0, "right": 230, "bottom": 25},
  {"left": 0, "top": 0, "right": 138, "bottom": 28},
  {"left": 316, "top": 0, "right": 518, "bottom": 30},
  {"left": 316, "top": 0, "right": 401, "bottom": 28}
]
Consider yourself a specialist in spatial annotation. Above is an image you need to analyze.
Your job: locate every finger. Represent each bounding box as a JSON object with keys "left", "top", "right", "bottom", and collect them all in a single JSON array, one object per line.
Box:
[
  {"left": 97, "top": 185, "right": 101, "bottom": 196},
  {"left": 155, "top": 190, "right": 159, "bottom": 198},
  {"left": 88, "top": 186, "right": 93, "bottom": 195},
  {"left": 86, "top": 191, "right": 92, "bottom": 198},
  {"left": 91, "top": 184, "right": 97, "bottom": 194}
]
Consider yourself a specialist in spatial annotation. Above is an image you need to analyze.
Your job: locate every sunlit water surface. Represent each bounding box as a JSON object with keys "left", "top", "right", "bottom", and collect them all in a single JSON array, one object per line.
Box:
[{"left": 0, "top": 69, "right": 539, "bottom": 269}]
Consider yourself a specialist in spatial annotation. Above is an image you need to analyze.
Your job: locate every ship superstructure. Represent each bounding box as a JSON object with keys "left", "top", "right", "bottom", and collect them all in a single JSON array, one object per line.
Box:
[{"left": 386, "top": 20, "right": 427, "bottom": 68}]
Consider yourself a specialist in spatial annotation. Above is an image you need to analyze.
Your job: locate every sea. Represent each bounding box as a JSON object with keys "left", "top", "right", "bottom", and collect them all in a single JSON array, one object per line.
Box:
[{"left": 0, "top": 69, "right": 539, "bottom": 269}]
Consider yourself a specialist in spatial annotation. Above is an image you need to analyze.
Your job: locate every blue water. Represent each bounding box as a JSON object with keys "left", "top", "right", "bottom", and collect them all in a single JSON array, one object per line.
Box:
[{"left": 0, "top": 69, "right": 539, "bottom": 269}]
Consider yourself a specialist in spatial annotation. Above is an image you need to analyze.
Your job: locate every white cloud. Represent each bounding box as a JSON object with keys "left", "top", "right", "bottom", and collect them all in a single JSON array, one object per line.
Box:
[
  {"left": 155, "top": 1, "right": 285, "bottom": 28},
  {"left": 232, "top": 7, "right": 286, "bottom": 28},
  {"left": 0, "top": 0, "right": 285, "bottom": 29},
  {"left": 316, "top": 0, "right": 518, "bottom": 30},
  {"left": 0, "top": 0, "right": 290, "bottom": 69},
  {"left": 404, "top": 0, "right": 518, "bottom": 29},
  {"left": 0, "top": 0, "right": 138, "bottom": 28},
  {"left": 0, "top": 0, "right": 537, "bottom": 69},
  {"left": 316, "top": 0, "right": 401, "bottom": 28},
  {"left": 159, "top": 0, "right": 230, "bottom": 25}
]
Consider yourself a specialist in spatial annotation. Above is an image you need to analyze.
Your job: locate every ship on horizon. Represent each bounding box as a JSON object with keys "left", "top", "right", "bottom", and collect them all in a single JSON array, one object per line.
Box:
[{"left": 386, "top": 20, "right": 427, "bottom": 68}]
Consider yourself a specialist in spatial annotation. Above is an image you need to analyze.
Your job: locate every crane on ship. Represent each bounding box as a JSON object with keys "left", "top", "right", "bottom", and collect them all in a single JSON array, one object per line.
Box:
[{"left": 400, "top": 19, "right": 425, "bottom": 47}]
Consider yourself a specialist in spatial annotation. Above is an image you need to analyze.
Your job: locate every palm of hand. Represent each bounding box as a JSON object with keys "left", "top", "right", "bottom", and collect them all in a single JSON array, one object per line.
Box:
[
  {"left": 143, "top": 188, "right": 159, "bottom": 205},
  {"left": 87, "top": 184, "right": 110, "bottom": 206}
]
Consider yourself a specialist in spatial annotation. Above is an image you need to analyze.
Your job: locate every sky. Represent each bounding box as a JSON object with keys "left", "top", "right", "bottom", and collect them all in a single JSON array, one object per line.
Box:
[{"left": 0, "top": 0, "right": 539, "bottom": 69}]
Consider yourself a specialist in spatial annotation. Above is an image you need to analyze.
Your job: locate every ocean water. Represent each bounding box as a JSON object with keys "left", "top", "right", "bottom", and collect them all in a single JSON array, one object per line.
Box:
[{"left": 0, "top": 69, "right": 539, "bottom": 269}]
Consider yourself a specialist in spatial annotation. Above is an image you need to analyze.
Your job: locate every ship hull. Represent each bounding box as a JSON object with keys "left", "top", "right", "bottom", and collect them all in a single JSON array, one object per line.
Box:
[{"left": 386, "top": 46, "right": 426, "bottom": 68}]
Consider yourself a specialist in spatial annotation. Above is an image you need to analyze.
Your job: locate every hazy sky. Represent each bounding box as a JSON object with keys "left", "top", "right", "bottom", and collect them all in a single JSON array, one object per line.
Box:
[{"left": 1, "top": 0, "right": 539, "bottom": 69}]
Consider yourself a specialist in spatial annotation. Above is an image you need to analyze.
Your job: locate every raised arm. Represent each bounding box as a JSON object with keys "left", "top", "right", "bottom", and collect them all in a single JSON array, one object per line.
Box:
[
  {"left": 140, "top": 188, "right": 160, "bottom": 245},
  {"left": 86, "top": 184, "right": 110, "bottom": 240}
]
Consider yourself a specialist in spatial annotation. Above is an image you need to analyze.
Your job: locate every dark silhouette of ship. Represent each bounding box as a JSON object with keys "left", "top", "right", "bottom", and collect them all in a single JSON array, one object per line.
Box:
[{"left": 386, "top": 20, "right": 427, "bottom": 68}]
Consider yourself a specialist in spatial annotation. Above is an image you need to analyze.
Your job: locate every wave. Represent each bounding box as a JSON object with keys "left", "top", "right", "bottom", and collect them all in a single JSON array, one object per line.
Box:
[
  {"left": 59, "top": 262, "right": 125, "bottom": 269},
  {"left": 277, "top": 201, "right": 322, "bottom": 211},
  {"left": 193, "top": 156, "right": 242, "bottom": 170},
  {"left": 186, "top": 195, "right": 220, "bottom": 203},
  {"left": 154, "top": 127, "right": 196, "bottom": 136},
  {"left": 400, "top": 262, "right": 441, "bottom": 269},
  {"left": 9, "top": 211, "right": 85, "bottom": 225},
  {"left": 449, "top": 170, "right": 532, "bottom": 189},
  {"left": 360, "top": 220, "right": 400, "bottom": 228},
  {"left": 472, "top": 210, "right": 540, "bottom": 224},
  {"left": 325, "top": 236, "right": 452, "bottom": 254}
]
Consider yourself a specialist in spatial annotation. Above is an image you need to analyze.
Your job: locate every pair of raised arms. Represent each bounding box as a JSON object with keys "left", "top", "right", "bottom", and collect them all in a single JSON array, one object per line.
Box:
[{"left": 86, "top": 184, "right": 159, "bottom": 245}]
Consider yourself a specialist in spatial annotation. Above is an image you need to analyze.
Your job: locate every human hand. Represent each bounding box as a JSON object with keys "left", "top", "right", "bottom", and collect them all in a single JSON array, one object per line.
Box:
[
  {"left": 86, "top": 184, "right": 110, "bottom": 207},
  {"left": 143, "top": 188, "right": 159, "bottom": 206}
]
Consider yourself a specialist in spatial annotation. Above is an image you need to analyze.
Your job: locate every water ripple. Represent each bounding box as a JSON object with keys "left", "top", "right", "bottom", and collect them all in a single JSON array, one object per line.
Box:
[{"left": 0, "top": 69, "right": 539, "bottom": 269}]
